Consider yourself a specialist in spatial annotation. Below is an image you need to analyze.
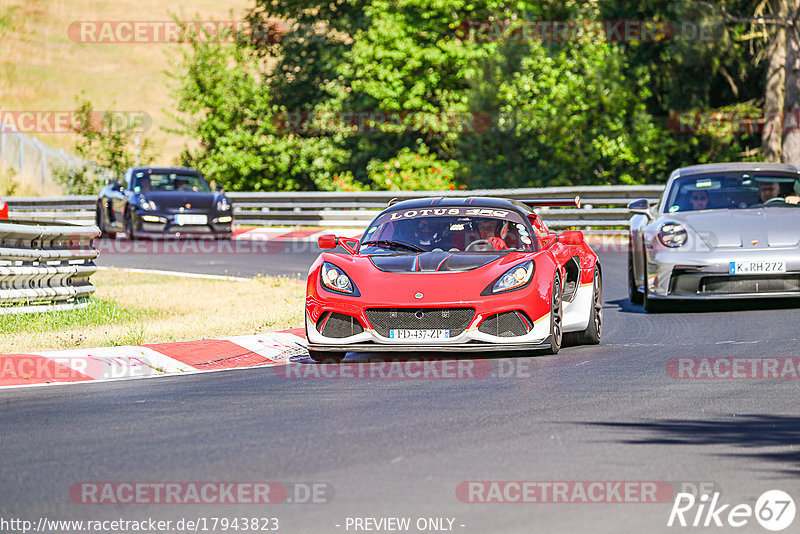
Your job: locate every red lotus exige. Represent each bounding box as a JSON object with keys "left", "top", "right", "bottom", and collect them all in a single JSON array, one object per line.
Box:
[{"left": 305, "top": 196, "right": 602, "bottom": 362}]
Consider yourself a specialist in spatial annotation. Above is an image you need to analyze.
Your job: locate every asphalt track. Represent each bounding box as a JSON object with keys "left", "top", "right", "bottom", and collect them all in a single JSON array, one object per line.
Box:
[{"left": 3, "top": 249, "right": 800, "bottom": 533}]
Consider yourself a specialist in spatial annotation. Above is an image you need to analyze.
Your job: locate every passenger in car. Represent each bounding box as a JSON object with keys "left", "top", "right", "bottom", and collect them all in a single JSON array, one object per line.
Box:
[{"left": 688, "top": 190, "right": 709, "bottom": 210}]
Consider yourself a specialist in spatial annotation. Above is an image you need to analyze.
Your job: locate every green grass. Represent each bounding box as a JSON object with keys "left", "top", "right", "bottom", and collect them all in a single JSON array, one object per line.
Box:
[
  {"left": 107, "top": 322, "right": 150, "bottom": 347},
  {"left": 0, "top": 298, "right": 156, "bottom": 336}
]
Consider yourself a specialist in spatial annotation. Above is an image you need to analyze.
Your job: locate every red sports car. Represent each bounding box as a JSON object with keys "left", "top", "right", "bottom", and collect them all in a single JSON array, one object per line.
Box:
[
  {"left": 0, "top": 196, "right": 8, "bottom": 219},
  {"left": 305, "top": 196, "right": 602, "bottom": 362}
]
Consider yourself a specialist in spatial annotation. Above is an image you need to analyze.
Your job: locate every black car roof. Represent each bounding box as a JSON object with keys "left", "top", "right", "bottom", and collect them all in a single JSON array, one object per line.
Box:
[
  {"left": 385, "top": 196, "right": 533, "bottom": 215},
  {"left": 129, "top": 166, "right": 203, "bottom": 175}
]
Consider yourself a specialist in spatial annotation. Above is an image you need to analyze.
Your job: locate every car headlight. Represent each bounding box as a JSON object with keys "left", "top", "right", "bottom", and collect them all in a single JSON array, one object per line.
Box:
[
  {"left": 321, "top": 262, "right": 355, "bottom": 294},
  {"left": 487, "top": 261, "right": 534, "bottom": 294},
  {"left": 139, "top": 198, "right": 157, "bottom": 211},
  {"left": 216, "top": 198, "right": 231, "bottom": 211},
  {"left": 658, "top": 222, "right": 687, "bottom": 248}
]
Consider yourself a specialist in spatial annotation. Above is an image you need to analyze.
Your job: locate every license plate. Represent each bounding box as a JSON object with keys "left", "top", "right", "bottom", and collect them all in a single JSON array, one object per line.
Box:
[
  {"left": 175, "top": 214, "right": 208, "bottom": 226},
  {"left": 729, "top": 261, "right": 786, "bottom": 275},
  {"left": 389, "top": 329, "right": 450, "bottom": 340}
]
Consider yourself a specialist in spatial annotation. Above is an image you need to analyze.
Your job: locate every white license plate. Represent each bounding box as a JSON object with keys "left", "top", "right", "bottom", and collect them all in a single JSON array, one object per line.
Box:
[
  {"left": 729, "top": 261, "right": 786, "bottom": 275},
  {"left": 389, "top": 329, "right": 451, "bottom": 340},
  {"left": 175, "top": 214, "right": 208, "bottom": 226}
]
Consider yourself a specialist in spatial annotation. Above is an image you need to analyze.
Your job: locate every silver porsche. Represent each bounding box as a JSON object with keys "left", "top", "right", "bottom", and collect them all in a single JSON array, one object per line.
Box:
[{"left": 627, "top": 162, "right": 800, "bottom": 311}]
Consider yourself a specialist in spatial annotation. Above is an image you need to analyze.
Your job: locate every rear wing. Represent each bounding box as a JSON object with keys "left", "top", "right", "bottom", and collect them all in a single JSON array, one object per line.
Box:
[
  {"left": 386, "top": 195, "right": 581, "bottom": 208},
  {"left": 519, "top": 196, "right": 581, "bottom": 209}
]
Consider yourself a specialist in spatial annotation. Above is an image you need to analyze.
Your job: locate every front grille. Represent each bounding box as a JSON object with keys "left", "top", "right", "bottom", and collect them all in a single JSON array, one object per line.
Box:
[
  {"left": 478, "top": 311, "right": 531, "bottom": 337},
  {"left": 317, "top": 312, "right": 364, "bottom": 338},
  {"left": 365, "top": 308, "right": 474, "bottom": 338},
  {"left": 700, "top": 275, "right": 800, "bottom": 295}
]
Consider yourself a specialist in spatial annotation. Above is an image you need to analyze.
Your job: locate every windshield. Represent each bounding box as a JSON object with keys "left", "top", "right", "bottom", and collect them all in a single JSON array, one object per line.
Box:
[
  {"left": 132, "top": 172, "right": 211, "bottom": 193},
  {"left": 360, "top": 207, "right": 535, "bottom": 254},
  {"left": 663, "top": 174, "right": 800, "bottom": 213}
]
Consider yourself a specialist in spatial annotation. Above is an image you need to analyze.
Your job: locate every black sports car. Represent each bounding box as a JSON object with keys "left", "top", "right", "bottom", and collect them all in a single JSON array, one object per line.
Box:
[{"left": 96, "top": 167, "right": 233, "bottom": 240}]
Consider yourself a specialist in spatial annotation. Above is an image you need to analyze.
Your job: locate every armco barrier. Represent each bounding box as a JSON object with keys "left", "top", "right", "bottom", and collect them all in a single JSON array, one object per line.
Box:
[
  {"left": 4, "top": 185, "right": 664, "bottom": 228},
  {"left": 0, "top": 221, "right": 100, "bottom": 314}
]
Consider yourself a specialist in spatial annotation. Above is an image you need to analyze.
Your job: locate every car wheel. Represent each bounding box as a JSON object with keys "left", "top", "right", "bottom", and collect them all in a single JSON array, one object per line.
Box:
[
  {"left": 643, "top": 292, "right": 666, "bottom": 313},
  {"left": 628, "top": 248, "right": 643, "bottom": 305},
  {"left": 543, "top": 274, "right": 563, "bottom": 355},
  {"left": 124, "top": 209, "right": 135, "bottom": 241},
  {"left": 642, "top": 260, "right": 666, "bottom": 313},
  {"left": 565, "top": 267, "right": 602, "bottom": 346},
  {"left": 96, "top": 203, "right": 116, "bottom": 239},
  {"left": 307, "top": 350, "right": 346, "bottom": 363}
]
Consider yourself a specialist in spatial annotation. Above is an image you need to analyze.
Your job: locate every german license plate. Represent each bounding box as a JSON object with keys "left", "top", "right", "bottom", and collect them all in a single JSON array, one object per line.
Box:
[
  {"left": 729, "top": 261, "right": 786, "bottom": 275},
  {"left": 389, "top": 329, "right": 450, "bottom": 340},
  {"left": 175, "top": 214, "right": 207, "bottom": 226}
]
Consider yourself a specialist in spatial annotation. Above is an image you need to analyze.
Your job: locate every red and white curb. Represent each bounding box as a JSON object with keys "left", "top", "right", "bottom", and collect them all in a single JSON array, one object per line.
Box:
[{"left": 0, "top": 329, "right": 308, "bottom": 390}]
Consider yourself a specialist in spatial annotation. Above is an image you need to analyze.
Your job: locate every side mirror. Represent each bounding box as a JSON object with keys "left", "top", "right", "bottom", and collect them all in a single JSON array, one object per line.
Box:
[
  {"left": 318, "top": 234, "right": 338, "bottom": 249},
  {"left": 627, "top": 198, "right": 653, "bottom": 220},
  {"left": 318, "top": 234, "right": 358, "bottom": 254},
  {"left": 215, "top": 184, "right": 224, "bottom": 192},
  {"left": 557, "top": 230, "right": 583, "bottom": 246}
]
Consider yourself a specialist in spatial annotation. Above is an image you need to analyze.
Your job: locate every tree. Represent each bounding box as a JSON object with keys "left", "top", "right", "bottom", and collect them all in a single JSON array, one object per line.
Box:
[
  {"left": 459, "top": 36, "right": 671, "bottom": 187},
  {"left": 53, "top": 99, "right": 156, "bottom": 195}
]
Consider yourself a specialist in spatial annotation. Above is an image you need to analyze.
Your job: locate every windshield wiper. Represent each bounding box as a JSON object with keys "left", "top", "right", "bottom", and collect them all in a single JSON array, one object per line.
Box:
[{"left": 360, "top": 239, "right": 425, "bottom": 252}]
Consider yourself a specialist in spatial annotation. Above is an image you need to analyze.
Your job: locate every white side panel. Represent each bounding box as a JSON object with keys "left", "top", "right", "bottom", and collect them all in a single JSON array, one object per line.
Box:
[{"left": 563, "top": 283, "right": 593, "bottom": 332}]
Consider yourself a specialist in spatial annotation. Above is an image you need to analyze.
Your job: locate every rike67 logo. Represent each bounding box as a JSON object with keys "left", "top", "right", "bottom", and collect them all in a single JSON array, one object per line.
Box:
[{"left": 668, "top": 490, "right": 796, "bottom": 531}]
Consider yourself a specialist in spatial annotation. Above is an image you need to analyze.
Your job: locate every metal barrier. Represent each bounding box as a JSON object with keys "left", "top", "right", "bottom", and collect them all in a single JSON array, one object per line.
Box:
[
  {"left": 0, "top": 221, "right": 100, "bottom": 314},
  {"left": 4, "top": 185, "right": 665, "bottom": 228}
]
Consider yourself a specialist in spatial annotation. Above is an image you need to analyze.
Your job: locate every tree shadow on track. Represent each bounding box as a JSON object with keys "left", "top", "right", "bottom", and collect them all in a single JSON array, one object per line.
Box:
[
  {"left": 608, "top": 297, "right": 800, "bottom": 315},
  {"left": 583, "top": 415, "right": 800, "bottom": 476}
]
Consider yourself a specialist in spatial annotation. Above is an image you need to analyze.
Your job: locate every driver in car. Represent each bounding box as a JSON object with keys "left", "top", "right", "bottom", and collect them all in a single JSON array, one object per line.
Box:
[
  {"left": 759, "top": 181, "right": 781, "bottom": 203},
  {"left": 412, "top": 219, "right": 440, "bottom": 247},
  {"left": 757, "top": 180, "right": 800, "bottom": 205},
  {"left": 475, "top": 219, "right": 509, "bottom": 250}
]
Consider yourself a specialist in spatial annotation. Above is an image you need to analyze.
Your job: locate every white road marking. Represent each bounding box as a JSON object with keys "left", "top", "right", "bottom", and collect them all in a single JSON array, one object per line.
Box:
[{"left": 96, "top": 266, "right": 253, "bottom": 282}]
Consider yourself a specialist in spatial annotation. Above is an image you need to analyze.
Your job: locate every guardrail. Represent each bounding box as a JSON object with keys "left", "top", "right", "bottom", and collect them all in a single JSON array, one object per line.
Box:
[
  {"left": 0, "top": 221, "right": 100, "bottom": 314},
  {"left": 5, "top": 185, "right": 665, "bottom": 228}
]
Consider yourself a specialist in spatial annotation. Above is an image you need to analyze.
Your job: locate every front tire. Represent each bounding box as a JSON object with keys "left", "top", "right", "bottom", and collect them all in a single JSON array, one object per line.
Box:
[
  {"left": 124, "top": 209, "right": 135, "bottom": 241},
  {"left": 641, "top": 254, "right": 667, "bottom": 313},
  {"left": 643, "top": 292, "right": 666, "bottom": 313},
  {"left": 307, "top": 350, "right": 346, "bottom": 363},
  {"left": 96, "top": 202, "right": 116, "bottom": 239},
  {"left": 628, "top": 248, "right": 643, "bottom": 305},
  {"left": 543, "top": 274, "right": 563, "bottom": 355}
]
